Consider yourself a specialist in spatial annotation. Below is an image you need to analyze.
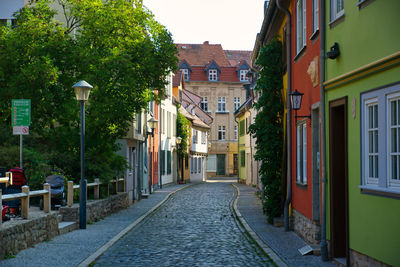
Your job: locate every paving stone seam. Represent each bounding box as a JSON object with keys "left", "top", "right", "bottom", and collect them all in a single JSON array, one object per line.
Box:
[
  {"left": 78, "top": 184, "right": 193, "bottom": 267},
  {"left": 231, "top": 184, "right": 289, "bottom": 267}
]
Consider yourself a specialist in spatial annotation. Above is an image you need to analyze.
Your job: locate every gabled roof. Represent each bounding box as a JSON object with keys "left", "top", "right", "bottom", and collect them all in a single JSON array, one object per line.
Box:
[
  {"left": 204, "top": 60, "right": 221, "bottom": 72},
  {"left": 177, "top": 41, "right": 231, "bottom": 67},
  {"left": 182, "top": 89, "right": 202, "bottom": 105},
  {"left": 235, "top": 60, "right": 251, "bottom": 71},
  {"left": 178, "top": 59, "right": 192, "bottom": 71},
  {"left": 234, "top": 97, "right": 253, "bottom": 117}
]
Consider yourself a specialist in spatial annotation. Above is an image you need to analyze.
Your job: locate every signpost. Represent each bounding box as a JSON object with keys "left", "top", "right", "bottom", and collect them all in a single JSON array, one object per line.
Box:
[{"left": 12, "top": 99, "right": 31, "bottom": 169}]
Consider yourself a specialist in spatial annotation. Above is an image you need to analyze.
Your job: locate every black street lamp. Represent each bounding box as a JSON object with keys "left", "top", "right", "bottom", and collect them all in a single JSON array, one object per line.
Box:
[
  {"left": 147, "top": 116, "right": 158, "bottom": 193},
  {"left": 176, "top": 137, "right": 182, "bottom": 183},
  {"left": 289, "top": 89, "right": 311, "bottom": 121},
  {"left": 72, "top": 80, "right": 93, "bottom": 230}
]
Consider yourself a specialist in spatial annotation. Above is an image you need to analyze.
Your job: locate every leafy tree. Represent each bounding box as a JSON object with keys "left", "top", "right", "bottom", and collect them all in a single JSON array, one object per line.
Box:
[
  {"left": 249, "top": 38, "right": 284, "bottom": 223},
  {"left": 0, "top": 0, "right": 178, "bottom": 186}
]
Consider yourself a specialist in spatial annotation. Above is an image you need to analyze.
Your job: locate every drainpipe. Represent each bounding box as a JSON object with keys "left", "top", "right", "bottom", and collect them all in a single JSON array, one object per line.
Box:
[
  {"left": 276, "top": 0, "right": 292, "bottom": 232},
  {"left": 234, "top": 117, "right": 239, "bottom": 183},
  {"left": 320, "top": 0, "right": 329, "bottom": 261}
]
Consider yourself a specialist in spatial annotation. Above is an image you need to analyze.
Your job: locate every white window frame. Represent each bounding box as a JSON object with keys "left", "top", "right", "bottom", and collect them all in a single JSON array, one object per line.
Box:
[
  {"left": 360, "top": 84, "right": 400, "bottom": 195},
  {"left": 296, "top": 0, "right": 306, "bottom": 55},
  {"left": 364, "top": 98, "right": 379, "bottom": 185},
  {"left": 234, "top": 97, "right": 241, "bottom": 111},
  {"left": 193, "top": 129, "right": 198, "bottom": 144},
  {"left": 312, "top": 0, "right": 319, "bottom": 34},
  {"left": 240, "top": 70, "right": 249, "bottom": 82},
  {"left": 201, "top": 97, "right": 208, "bottom": 112},
  {"left": 218, "top": 97, "right": 226, "bottom": 112},
  {"left": 296, "top": 122, "right": 307, "bottom": 184},
  {"left": 330, "top": 0, "right": 344, "bottom": 22},
  {"left": 234, "top": 125, "right": 238, "bottom": 140},
  {"left": 218, "top": 126, "right": 226, "bottom": 141},
  {"left": 182, "top": 68, "right": 189, "bottom": 81},
  {"left": 387, "top": 93, "right": 400, "bottom": 188},
  {"left": 209, "top": 69, "right": 217, "bottom": 81}
]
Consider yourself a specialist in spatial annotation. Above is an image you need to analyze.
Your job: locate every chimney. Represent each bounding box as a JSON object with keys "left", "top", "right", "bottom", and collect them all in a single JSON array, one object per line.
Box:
[{"left": 203, "top": 41, "right": 209, "bottom": 45}]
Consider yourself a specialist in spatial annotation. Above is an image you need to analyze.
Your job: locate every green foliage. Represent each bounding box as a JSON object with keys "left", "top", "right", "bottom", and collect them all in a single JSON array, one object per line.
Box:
[
  {"left": 249, "top": 38, "right": 284, "bottom": 224},
  {"left": 0, "top": 0, "right": 177, "bottom": 184},
  {"left": 176, "top": 107, "right": 190, "bottom": 157}
]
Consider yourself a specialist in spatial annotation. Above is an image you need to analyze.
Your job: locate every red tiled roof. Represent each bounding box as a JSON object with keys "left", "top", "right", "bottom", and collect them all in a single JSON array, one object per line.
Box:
[
  {"left": 177, "top": 41, "right": 231, "bottom": 67},
  {"left": 188, "top": 66, "right": 240, "bottom": 82},
  {"left": 225, "top": 50, "right": 252, "bottom": 67}
]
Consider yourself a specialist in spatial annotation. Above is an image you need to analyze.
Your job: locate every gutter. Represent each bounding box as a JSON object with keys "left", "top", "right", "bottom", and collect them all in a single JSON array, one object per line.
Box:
[
  {"left": 320, "top": 0, "right": 329, "bottom": 261},
  {"left": 276, "top": 0, "right": 292, "bottom": 232},
  {"left": 234, "top": 117, "right": 240, "bottom": 183}
]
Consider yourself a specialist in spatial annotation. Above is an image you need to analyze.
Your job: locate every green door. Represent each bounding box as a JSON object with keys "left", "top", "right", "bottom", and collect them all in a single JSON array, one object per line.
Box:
[{"left": 216, "top": 154, "right": 225, "bottom": 175}]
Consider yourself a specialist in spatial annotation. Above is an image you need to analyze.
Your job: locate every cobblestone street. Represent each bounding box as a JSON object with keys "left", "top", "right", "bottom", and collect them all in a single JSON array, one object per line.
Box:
[{"left": 94, "top": 182, "right": 274, "bottom": 266}]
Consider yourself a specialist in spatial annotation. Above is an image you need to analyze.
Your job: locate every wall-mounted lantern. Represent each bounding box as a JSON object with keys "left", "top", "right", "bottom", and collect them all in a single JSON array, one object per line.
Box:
[{"left": 289, "top": 89, "right": 311, "bottom": 121}]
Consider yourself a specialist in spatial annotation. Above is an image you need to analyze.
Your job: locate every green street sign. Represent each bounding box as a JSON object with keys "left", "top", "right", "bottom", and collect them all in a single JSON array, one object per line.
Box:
[{"left": 12, "top": 99, "right": 31, "bottom": 126}]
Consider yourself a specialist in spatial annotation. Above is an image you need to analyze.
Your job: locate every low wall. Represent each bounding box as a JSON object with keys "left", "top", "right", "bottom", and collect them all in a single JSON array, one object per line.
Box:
[
  {"left": 60, "top": 192, "right": 129, "bottom": 225},
  {"left": 0, "top": 213, "right": 59, "bottom": 259}
]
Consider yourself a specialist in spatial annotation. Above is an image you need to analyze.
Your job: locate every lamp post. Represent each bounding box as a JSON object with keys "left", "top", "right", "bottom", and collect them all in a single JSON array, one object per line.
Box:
[
  {"left": 176, "top": 137, "right": 182, "bottom": 183},
  {"left": 147, "top": 116, "right": 158, "bottom": 193},
  {"left": 72, "top": 80, "right": 93, "bottom": 230}
]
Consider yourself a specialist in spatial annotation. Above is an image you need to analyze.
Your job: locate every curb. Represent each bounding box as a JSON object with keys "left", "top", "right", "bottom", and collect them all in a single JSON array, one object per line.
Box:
[
  {"left": 231, "top": 184, "right": 288, "bottom": 267},
  {"left": 78, "top": 184, "right": 192, "bottom": 267}
]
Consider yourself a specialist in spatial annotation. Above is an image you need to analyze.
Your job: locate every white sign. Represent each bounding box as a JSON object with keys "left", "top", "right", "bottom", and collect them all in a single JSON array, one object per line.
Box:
[{"left": 13, "top": 126, "right": 29, "bottom": 135}]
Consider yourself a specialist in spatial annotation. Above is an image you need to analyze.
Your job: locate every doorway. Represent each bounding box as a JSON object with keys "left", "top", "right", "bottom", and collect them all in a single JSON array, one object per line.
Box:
[
  {"left": 216, "top": 154, "right": 225, "bottom": 175},
  {"left": 233, "top": 154, "right": 238, "bottom": 175},
  {"left": 329, "top": 98, "right": 348, "bottom": 263}
]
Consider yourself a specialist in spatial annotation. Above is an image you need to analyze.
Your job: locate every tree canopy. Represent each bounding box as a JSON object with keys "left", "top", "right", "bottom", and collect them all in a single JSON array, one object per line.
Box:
[{"left": 0, "top": 0, "right": 178, "bottom": 186}]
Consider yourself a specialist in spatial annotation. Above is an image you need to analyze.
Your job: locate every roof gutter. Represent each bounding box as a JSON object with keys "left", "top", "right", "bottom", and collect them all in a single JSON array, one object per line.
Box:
[{"left": 275, "top": 0, "right": 292, "bottom": 232}]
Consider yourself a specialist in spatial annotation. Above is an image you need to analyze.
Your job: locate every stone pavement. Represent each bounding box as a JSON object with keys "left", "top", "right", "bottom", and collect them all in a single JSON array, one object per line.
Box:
[
  {"left": 234, "top": 183, "right": 337, "bottom": 267},
  {"left": 94, "top": 182, "right": 273, "bottom": 267},
  {"left": 0, "top": 183, "right": 189, "bottom": 267},
  {"left": 0, "top": 180, "right": 337, "bottom": 267}
]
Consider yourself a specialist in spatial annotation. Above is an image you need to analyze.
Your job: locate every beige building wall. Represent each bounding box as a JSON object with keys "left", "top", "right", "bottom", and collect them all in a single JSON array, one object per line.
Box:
[{"left": 185, "top": 81, "right": 246, "bottom": 176}]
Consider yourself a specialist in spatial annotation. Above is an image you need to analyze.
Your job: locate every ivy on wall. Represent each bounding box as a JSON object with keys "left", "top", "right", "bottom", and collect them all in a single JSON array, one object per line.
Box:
[
  {"left": 176, "top": 106, "right": 190, "bottom": 157},
  {"left": 249, "top": 38, "right": 284, "bottom": 224}
]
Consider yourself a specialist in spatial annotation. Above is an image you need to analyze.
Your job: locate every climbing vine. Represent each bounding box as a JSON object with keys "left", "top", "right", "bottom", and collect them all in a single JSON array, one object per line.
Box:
[
  {"left": 249, "top": 38, "right": 284, "bottom": 224},
  {"left": 176, "top": 106, "right": 190, "bottom": 158}
]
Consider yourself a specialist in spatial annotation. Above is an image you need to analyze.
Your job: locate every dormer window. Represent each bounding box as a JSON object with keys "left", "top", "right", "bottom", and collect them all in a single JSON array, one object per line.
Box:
[
  {"left": 209, "top": 69, "right": 218, "bottom": 81},
  {"left": 182, "top": 69, "right": 189, "bottom": 81},
  {"left": 240, "top": 70, "right": 249, "bottom": 82}
]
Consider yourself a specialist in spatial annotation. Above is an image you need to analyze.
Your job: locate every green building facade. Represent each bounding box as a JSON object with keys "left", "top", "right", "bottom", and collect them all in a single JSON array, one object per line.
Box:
[{"left": 324, "top": 0, "right": 400, "bottom": 265}]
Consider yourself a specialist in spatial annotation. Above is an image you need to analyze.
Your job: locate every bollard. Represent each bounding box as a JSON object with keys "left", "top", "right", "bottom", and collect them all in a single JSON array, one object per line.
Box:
[
  {"left": 43, "top": 183, "right": 51, "bottom": 213},
  {"left": 68, "top": 181, "right": 74, "bottom": 207},
  {"left": 94, "top": 178, "right": 100, "bottom": 200},
  {"left": 21, "top": 185, "right": 29, "bottom": 219}
]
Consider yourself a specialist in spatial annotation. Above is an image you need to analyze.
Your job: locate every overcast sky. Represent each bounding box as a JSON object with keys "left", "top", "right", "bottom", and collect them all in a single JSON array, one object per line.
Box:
[{"left": 142, "top": 0, "right": 265, "bottom": 51}]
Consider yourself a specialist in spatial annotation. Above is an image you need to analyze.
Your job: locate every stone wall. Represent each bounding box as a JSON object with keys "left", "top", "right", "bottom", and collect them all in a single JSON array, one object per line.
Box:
[
  {"left": 293, "top": 209, "right": 321, "bottom": 245},
  {"left": 60, "top": 192, "right": 129, "bottom": 225},
  {"left": 350, "top": 249, "right": 391, "bottom": 267},
  {"left": 0, "top": 213, "right": 59, "bottom": 259}
]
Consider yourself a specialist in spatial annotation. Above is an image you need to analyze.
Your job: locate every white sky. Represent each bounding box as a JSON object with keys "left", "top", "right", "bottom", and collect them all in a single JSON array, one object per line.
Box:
[{"left": 142, "top": 0, "right": 265, "bottom": 51}]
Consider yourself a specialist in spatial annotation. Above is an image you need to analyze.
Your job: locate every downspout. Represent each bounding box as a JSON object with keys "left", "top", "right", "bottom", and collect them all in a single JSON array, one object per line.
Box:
[
  {"left": 276, "top": 0, "right": 292, "bottom": 232},
  {"left": 159, "top": 105, "right": 162, "bottom": 188},
  {"left": 320, "top": 0, "right": 329, "bottom": 261},
  {"left": 235, "top": 117, "right": 239, "bottom": 183}
]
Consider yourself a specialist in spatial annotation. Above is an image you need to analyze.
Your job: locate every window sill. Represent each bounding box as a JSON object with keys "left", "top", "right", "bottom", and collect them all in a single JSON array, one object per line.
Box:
[
  {"left": 216, "top": 111, "right": 229, "bottom": 114},
  {"left": 329, "top": 13, "right": 345, "bottom": 29},
  {"left": 359, "top": 185, "right": 400, "bottom": 199},
  {"left": 310, "top": 29, "right": 319, "bottom": 41},
  {"left": 296, "top": 182, "right": 308, "bottom": 190},
  {"left": 358, "top": 0, "right": 375, "bottom": 10},
  {"left": 294, "top": 46, "right": 307, "bottom": 62}
]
